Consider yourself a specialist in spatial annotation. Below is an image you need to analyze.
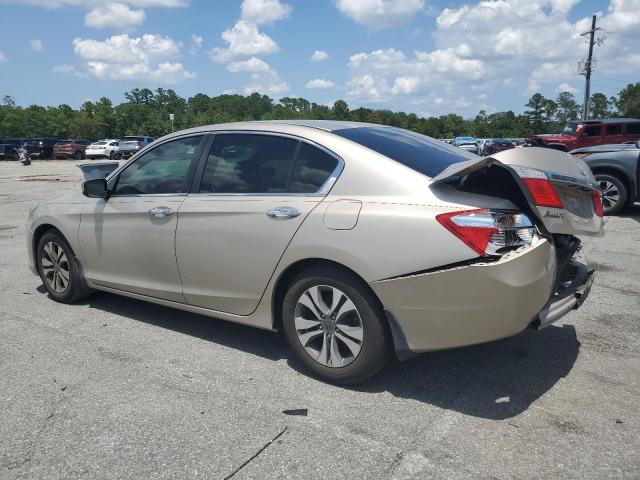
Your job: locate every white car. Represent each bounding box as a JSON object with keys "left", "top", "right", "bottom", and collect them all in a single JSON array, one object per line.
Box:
[
  {"left": 27, "top": 121, "right": 604, "bottom": 384},
  {"left": 85, "top": 140, "right": 120, "bottom": 159}
]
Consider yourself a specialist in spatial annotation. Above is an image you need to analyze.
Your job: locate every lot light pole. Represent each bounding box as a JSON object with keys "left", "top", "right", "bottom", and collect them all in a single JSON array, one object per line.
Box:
[{"left": 169, "top": 113, "right": 175, "bottom": 132}]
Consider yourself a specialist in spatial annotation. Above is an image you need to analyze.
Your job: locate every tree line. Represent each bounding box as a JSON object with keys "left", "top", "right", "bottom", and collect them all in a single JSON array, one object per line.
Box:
[{"left": 1, "top": 83, "right": 638, "bottom": 141}]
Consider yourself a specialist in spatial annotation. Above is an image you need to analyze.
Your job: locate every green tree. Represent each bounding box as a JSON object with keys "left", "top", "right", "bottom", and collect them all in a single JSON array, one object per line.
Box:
[
  {"left": 588, "top": 93, "right": 610, "bottom": 119},
  {"left": 331, "top": 100, "right": 349, "bottom": 120},
  {"left": 613, "top": 83, "right": 640, "bottom": 118},
  {"left": 525, "top": 93, "right": 547, "bottom": 133},
  {"left": 556, "top": 92, "right": 580, "bottom": 124}
]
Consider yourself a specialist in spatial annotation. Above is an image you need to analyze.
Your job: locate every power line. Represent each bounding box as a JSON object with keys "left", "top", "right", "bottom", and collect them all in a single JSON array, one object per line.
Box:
[{"left": 597, "top": 74, "right": 635, "bottom": 85}]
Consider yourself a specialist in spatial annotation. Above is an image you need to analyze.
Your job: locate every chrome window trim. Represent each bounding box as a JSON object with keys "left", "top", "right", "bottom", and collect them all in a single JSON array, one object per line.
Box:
[
  {"left": 106, "top": 133, "right": 206, "bottom": 197},
  {"left": 192, "top": 130, "right": 345, "bottom": 197}
]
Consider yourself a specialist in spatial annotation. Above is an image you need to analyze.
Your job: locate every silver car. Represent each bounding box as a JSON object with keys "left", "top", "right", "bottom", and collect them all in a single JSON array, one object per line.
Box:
[{"left": 27, "top": 121, "right": 604, "bottom": 384}]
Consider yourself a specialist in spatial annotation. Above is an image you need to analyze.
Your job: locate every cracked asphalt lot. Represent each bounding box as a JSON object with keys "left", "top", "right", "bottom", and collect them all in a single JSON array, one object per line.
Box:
[{"left": 1, "top": 161, "right": 639, "bottom": 479}]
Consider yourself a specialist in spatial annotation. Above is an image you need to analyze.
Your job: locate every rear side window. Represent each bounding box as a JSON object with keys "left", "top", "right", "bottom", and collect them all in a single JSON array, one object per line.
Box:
[
  {"left": 289, "top": 143, "right": 338, "bottom": 193},
  {"left": 200, "top": 134, "right": 298, "bottom": 194},
  {"left": 606, "top": 124, "right": 622, "bottom": 136},
  {"left": 333, "top": 126, "right": 475, "bottom": 178},
  {"left": 626, "top": 123, "right": 640, "bottom": 135}
]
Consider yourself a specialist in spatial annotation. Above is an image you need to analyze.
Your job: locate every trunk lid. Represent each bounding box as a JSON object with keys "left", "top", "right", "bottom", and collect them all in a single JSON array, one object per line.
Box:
[{"left": 432, "top": 147, "right": 604, "bottom": 236}]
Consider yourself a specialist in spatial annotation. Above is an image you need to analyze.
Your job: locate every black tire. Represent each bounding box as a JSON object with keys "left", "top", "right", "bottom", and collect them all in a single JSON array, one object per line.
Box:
[
  {"left": 73, "top": 151, "right": 83, "bottom": 160},
  {"left": 595, "top": 173, "right": 628, "bottom": 216},
  {"left": 36, "top": 231, "right": 93, "bottom": 303},
  {"left": 109, "top": 150, "right": 115, "bottom": 159},
  {"left": 282, "top": 265, "right": 392, "bottom": 385}
]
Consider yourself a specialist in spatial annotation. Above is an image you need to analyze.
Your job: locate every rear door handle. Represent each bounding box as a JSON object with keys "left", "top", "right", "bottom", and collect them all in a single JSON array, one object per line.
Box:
[
  {"left": 148, "top": 206, "right": 173, "bottom": 217},
  {"left": 266, "top": 207, "right": 301, "bottom": 219}
]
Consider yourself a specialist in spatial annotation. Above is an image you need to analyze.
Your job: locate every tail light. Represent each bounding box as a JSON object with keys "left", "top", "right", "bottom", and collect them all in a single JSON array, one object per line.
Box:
[
  {"left": 511, "top": 166, "right": 563, "bottom": 208},
  {"left": 436, "top": 209, "right": 535, "bottom": 257},
  {"left": 592, "top": 190, "right": 603, "bottom": 217}
]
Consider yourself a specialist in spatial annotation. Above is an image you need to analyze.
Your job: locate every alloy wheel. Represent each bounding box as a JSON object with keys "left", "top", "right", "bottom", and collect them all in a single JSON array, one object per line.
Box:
[
  {"left": 41, "top": 241, "right": 70, "bottom": 293},
  {"left": 294, "top": 285, "right": 363, "bottom": 368},
  {"left": 599, "top": 180, "right": 620, "bottom": 210}
]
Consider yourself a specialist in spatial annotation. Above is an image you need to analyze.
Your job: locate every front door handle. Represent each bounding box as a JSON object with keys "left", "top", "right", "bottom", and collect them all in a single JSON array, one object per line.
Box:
[
  {"left": 266, "top": 207, "right": 301, "bottom": 219},
  {"left": 148, "top": 206, "right": 173, "bottom": 217}
]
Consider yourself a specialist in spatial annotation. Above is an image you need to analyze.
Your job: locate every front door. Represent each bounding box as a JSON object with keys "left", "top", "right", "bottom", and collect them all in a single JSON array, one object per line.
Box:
[
  {"left": 79, "top": 135, "right": 205, "bottom": 302},
  {"left": 176, "top": 133, "right": 340, "bottom": 315}
]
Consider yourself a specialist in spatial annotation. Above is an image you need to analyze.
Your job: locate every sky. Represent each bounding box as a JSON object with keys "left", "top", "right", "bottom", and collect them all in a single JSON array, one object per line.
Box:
[{"left": 0, "top": 0, "right": 638, "bottom": 117}]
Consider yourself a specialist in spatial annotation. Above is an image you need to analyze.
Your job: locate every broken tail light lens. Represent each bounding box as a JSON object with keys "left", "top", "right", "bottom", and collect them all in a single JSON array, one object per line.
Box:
[
  {"left": 511, "top": 166, "right": 563, "bottom": 208},
  {"left": 592, "top": 190, "right": 604, "bottom": 217},
  {"left": 436, "top": 209, "right": 535, "bottom": 257}
]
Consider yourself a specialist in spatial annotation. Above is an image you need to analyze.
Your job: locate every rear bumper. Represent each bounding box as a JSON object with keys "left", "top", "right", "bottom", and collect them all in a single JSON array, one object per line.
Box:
[{"left": 373, "top": 237, "right": 594, "bottom": 356}]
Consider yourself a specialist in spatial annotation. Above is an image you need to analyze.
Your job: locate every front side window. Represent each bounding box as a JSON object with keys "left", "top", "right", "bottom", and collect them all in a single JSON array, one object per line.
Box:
[
  {"left": 582, "top": 125, "right": 601, "bottom": 137},
  {"left": 114, "top": 135, "right": 203, "bottom": 195},
  {"left": 200, "top": 134, "right": 298, "bottom": 194}
]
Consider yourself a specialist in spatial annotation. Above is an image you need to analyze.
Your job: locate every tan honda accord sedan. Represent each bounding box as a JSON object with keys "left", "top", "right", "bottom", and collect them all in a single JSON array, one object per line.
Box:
[{"left": 27, "top": 121, "right": 604, "bottom": 384}]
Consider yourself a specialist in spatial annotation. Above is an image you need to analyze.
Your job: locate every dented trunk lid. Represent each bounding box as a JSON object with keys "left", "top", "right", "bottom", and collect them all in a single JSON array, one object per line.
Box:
[{"left": 432, "top": 147, "right": 604, "bottom": 236}]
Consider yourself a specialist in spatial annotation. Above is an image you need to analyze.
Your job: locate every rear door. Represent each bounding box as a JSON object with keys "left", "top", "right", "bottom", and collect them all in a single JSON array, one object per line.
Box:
[
  {"left": 579, "top": 124, "right": 603, "bottom": 148},
  {"left": 176, "top": 133, "right": 341, "bottom": 315},
  {"left": 604, "top": 123, "right": 624, "bottom": 145}
]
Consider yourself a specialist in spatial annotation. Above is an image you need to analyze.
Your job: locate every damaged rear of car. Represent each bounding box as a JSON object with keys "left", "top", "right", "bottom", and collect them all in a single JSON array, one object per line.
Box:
[{"left": 359, "top": 140, "right": 603, "bottom": 355}]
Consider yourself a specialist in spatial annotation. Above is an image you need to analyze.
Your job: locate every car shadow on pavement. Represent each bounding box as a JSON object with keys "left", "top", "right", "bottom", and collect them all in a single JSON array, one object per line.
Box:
[
  {"left": 83, "top": 291, "right": 579, "bottom": 420},
  {"left": 617, "top": 203, "right": 640, "bottom": 223}
]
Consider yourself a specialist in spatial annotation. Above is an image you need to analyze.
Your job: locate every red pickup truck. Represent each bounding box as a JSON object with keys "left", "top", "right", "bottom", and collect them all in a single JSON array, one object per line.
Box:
[{"left": 526, "top": 118, "right": 640, "bottom": 151}]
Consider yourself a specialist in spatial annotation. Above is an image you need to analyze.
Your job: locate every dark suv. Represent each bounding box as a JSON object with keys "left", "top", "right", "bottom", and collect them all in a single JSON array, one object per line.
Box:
[
  {"left": 53, "top": 139, "right": 91, "bottom": 159},
  {"left": 570, "top": 140, "right": 640, "bottom": 215},
  {"left": 0, "top": 138, "right": 26, "bottom": 160},
  {"left": 526, "top": 118, "right": 640, "bottom": 151},
  {"left": 26, "top": 138, "right": 60, "bottom": 159}
]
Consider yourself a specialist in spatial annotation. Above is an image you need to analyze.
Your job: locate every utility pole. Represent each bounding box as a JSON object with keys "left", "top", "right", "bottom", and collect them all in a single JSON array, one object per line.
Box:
[{"left": 579, "top": 15, "right": 602, "bottom": 120}]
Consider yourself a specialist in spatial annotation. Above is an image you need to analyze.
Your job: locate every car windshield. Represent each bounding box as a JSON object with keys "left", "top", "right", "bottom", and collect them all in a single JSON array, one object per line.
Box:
[
  {"left": 563, "top": 122, "right": 579, "bottom": 135},
  {"left": 332, "top": 126, "right": 476, "bottom": 178}
]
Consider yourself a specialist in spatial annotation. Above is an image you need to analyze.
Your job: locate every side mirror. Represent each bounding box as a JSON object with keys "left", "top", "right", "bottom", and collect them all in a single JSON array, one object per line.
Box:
[{"left": 82, "top": 178, "right": 108, "bottom": 198}]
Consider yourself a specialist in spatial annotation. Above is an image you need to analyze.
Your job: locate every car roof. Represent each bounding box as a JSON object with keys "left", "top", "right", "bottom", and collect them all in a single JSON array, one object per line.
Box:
[{"left": 569, "top": 118, "right": 640, "bottom": 125}]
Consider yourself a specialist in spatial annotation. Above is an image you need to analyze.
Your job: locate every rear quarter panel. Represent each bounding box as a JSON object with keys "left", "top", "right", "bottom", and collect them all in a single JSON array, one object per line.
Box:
[{"left": 585, "top": 151, "right": 639, "bottom": 200}]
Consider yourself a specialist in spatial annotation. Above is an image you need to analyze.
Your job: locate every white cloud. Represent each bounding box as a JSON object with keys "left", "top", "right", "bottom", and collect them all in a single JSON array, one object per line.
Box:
[
  {"left": 310, "top": 50, "right": 328, "bottom": 62},
  {"left": 334, "top": 0, "right": 424, "bottom": 29},
  {"left": 0, "top": 51, "right": 6, "bottom": 62},
  {"left": 190, "top": 33, "right": 202, "bottom": 55},
  {"left": 391, "top": 75, "right": 419, "bottom": 94},
  {"left": 346, "top": 47, "right": 485, "bottom": 102},
  {"left": 244, "top": 71, "right": 289, "bottom": 96},
  {"left": 72, "top": 33, "right": 194, "bottom": 83},
  {"left": 210, "top": 20, "right": 279, "bottom": 62},
  {"left": 556, "top": 83, "right": 577, "bottom": 94},
  {"left": 227, "top": 56, "right": 272, "bottom": 73},
  {"left": 305, "top": 78, "right": 335, "bottom": 89},
  {"left": 30, "top": 39, "right": 44, "bottom": 51},
  {"left": 52, "top": 63, "right": 75, "bottom": 74},
  {"left": 240, "top": 0, "right": 291, "bottom": 25},
  {"left": 84, "top": 3, "right": 145, "bottom": 29}
]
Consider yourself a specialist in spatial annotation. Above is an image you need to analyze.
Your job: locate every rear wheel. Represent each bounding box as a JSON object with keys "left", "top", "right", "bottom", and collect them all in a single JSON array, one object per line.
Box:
[
  {"left": 73, "top": 150, "right": 83, "bottom": 160},
  {"left": 595, "top": 173, "right": 627, "bottom": 215},
  {"left": 282, "top": 266, "right": 392, "bottom": 384},
  {"left": 36, "top": 231, "right": 92, "bottom": 303}
]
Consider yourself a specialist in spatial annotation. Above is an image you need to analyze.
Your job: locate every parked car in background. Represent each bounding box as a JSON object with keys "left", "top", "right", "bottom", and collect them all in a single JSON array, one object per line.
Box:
[
  {"left": 27, "top": 120, "right": 603, "bottom": 384},
  {"left": 480, "top": 139, "right": 515, "bottom": 156},
  {"left": 452, "top": 136, "right": 480, "bottom": 154},
  {"left": 26, "top": 138, "right": 60, "bottom": 159},
  {"left": 570, "top": 140, "right": 640, "bottom": 215},
  {"left": 0, "top": 138, "right": 27, "bottom": 160},
  {"left": 526, "top": 118, "right": 640, "bottom": 151},
  {"left": 85, "top": 140, "right": 120, "bottom": 159},
  {"left": 53, "top": 139, "right": 91, "bottom": 159},
  {"left": 117, "top": 136, "right": 154, "bottom": 158}
]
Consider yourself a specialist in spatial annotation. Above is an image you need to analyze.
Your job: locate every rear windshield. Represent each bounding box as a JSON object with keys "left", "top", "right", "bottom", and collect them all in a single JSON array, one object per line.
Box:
[
  {"left": 91, "top": 141, "right": 107, "bottom": 146},
  {"left": 332, "top": 126, "right": 476, "bottom": 178},
  {"left": 123, "top": 136, "right": 144, "bottom": 141},
  {"left": 56, "top": 140, "right": 73, "bottom": 144}
]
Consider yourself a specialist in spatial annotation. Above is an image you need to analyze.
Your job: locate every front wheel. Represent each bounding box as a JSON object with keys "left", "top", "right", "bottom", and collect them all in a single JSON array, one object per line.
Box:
[
  {"left": 36, "top": 231, "right": 92, "bottom": 303},
  {"left": 282, "top": 266, "right": 392, "bottom": 384},
  {"left": 595, "top": 173, "right": 628, "bottom": 215}
]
